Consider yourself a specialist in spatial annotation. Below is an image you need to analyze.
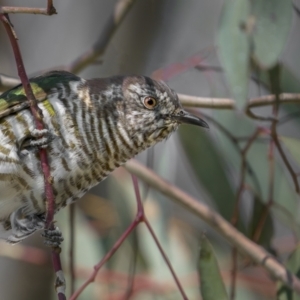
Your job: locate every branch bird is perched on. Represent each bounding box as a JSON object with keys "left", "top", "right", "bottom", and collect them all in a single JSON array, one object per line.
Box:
[{"left": 0, "top": 71, "right": 208, "bottom": 244}]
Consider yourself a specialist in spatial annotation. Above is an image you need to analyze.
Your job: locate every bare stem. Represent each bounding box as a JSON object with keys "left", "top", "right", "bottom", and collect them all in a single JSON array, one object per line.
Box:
[
  {"left": 65, "top": 0, "right": 138, "bottom": 74},
  {"left": 1, "top": 6, "right": 56, "bottom": 15},
  {"left": 179, "top": 93, "right": 235, "bottom": 109},
  {"left": 230, "top": 128, "right": 261, "bottom": 299},
  {"left": 125, "top": 159, "right": 300, "bottom": 294},
  {"left": 70, "top": 176, "right": 144, "bottom": 300},
  {"left": 131, "top": 175, "right": 188, "bottom": 299},
  {"left": 272, "top": 127, "right": 300, "bottom": 193},
  {"left": 1, "top": 0, "right": 56, "bottom": 15},
  {"left": 0, "top": 9, "right": 65, "bottom": 300},
  {"left": 69, "top": 204, "right": 76, "bottom": 294}
]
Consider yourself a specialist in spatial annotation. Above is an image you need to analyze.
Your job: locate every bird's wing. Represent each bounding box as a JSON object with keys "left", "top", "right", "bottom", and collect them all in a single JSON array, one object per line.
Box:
[{"left": 0, "top": 71, "right": 81, "bottom": 119}]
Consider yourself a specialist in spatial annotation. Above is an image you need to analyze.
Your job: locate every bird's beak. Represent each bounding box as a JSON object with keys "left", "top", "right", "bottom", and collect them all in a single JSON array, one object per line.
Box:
[{"left": 172, "top": 111, "right": 209, "bottom": 128}]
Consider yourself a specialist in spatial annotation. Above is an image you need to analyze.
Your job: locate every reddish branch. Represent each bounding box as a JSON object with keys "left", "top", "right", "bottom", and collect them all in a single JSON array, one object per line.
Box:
[
  {"left": 69, "top": 205, "right": 76, "bottom": 294},
  {"left": 125, "top": 159, "right": 300, "bottom": 294},
  {"left": 229, "top": 128, "right": 261, "bottom": 299},
  {"left": 0, "top": 13, "right": 57, "bottom": 237},
  {"left": 0, "top": 3, "right": 65, "bottom": 300},
  {"left": 70, "top": 175, "right": 187, "bottom": 300}
]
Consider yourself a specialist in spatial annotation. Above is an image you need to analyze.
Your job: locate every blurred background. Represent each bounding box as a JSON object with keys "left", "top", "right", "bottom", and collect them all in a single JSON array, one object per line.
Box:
[{"left": 1, "top": 0, "right": 300, "bottom": 299}]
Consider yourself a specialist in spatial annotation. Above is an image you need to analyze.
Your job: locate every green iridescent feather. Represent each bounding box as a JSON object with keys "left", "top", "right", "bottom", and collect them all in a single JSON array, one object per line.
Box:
[{"left": 0, "top": 71, "right": 81, "bottom": 119}]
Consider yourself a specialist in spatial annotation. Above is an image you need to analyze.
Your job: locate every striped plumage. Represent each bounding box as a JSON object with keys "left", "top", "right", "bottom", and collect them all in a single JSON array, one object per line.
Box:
[{"left": 0, "top": 71, "right": 208, "bottom": 243}]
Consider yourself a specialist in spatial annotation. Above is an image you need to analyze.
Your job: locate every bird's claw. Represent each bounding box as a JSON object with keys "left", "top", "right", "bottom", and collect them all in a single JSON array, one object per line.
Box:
[{"left": 42, "top": 226, "right": 64, "bottom": 248}]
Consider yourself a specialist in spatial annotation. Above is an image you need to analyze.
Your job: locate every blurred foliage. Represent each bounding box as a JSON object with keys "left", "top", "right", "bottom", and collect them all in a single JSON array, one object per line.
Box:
[
  {"left": 198, "top": 235, "right": 229, "bottom": 300},
  {"left": 1, "top": 0, "right": 300, "bottom": 299},
  {"left": 277, "top": 245, "right": 300, "bottom": 300}
]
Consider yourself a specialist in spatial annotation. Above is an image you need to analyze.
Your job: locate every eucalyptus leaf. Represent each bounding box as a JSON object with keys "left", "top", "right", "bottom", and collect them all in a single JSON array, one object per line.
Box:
[
  {"left": 218, "top": 0, "right": 250, "bottom": 108},
  {"left": 253, "top": 63, "right": 300, "bottom": 93},
  {"left": 252, "top": 0, "right": 292, "bottom": 69},
  {"left": 178, "top": 125, "right": 241, "bottom": 228},
  {"left": 211, "top": 111, "right": 299, "bottom": 233},
  {"left": 198, "top": 235, "right": 229, "bottom": 300}
]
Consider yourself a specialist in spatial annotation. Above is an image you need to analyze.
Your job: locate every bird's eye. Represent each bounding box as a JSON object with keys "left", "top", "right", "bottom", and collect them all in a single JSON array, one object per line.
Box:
[{"left": 143, "top": 96, "right": 157, "bottom": 109}]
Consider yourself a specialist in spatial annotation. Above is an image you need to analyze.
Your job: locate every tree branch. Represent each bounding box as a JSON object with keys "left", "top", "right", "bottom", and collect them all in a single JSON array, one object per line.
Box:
[
  {"left": 125, "top": 159, "right": 300, "bottom": 294},
  {"left": 0, "top": 6, "right": 56, "bottom": 15},
  {"left": 178, "top": 93, "right": 235, "bottom": 109},
  {"left": 64, "top": 0, "right": 138, "bottom": 74},
  {"left": 1, "top": 0, "right": 56, "bottom": 15},
  {"left": 0, "top": 5, "right": 65, "bottom": 300},
  {"left": 245, "top": 94, "right": 300, "bottom": 120}
]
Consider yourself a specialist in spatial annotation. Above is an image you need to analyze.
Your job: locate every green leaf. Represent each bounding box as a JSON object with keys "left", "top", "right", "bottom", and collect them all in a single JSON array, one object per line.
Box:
[
  {"left": 253, "top": 63, "right": 300, "bottom": 93},
  {"left": 178, "top": 126, "right": 240, "bottom": 226},
  {"left": 277, "top": 245, "right": 300, "bottom": 300},
  {"left": 217, "top": 0, "right": 251, "bottom": 108},
  {"left": 252, "top": 0, "right": 292, "bottom": 69},
  {"left": 248, "top": 196, "right": 274, "bottom": 247},
  {"left": 252, "top": 63, "right": 300, "bottom": 125},
  {"left": 280, "top": 136, "right": 300, "bottom": 167},
  {"left": 210, "top": 110, "right": 300, "bottom": 234},
  {"left": 198, "top": 235, "right": 229, "bottom": 300}
]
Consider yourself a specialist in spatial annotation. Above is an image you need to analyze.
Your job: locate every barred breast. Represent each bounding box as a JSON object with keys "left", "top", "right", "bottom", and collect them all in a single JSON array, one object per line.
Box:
[{"left": 0, "top": 79, "right": 136, "bottom": 224}]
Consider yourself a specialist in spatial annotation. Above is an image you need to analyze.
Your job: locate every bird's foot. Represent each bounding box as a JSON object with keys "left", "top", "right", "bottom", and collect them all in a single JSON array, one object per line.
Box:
[{"left": 42, "top": 226, "right": 64, "bottom": 248}]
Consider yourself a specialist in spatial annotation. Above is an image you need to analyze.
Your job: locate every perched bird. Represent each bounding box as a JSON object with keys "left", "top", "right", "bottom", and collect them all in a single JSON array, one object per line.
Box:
[{"left": 0, "top": 71, "right": 208, "bottom": 244}]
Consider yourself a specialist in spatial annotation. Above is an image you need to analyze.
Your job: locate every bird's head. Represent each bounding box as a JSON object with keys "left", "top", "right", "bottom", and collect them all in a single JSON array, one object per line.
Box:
[{"left": 120, "top": 76, "right": 208, "bottom": 149}]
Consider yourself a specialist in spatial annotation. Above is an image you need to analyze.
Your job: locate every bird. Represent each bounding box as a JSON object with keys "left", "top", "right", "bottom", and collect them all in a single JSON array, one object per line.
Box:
[{"left": 0, "top": 70, "right": 208, "bottom": 244}]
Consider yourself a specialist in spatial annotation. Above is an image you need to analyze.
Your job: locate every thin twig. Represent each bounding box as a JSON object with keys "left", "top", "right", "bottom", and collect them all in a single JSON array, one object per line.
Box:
[
  {"left": 69, "top": 204, "right": 76, "bottom": 294},
  {"left": 131, "top": 175, "right": 188, "bottom": 300},
  {"left": 69, "top": 212, "right": 141, "bottom": 300},
  {"left": 1, "top": 0, "right": 56, "bottom": 15},
  {"left": 245, "top": 93, "right": 300, "bottom": 120},
  {"left": 125, "top": 159, "right": 300, "bottom": 294},
  {"left": 1, "top": 6, "right": 56, "bottom": 15},
  {"left": 230, "top": 128, "right": 261, "bottom": 299},
  {"left": 272, "top": 127, "right": 300, "bottom": 193},
  {"left": 0, "top": 8, "right": 65, "bottom": 300},
  {"left": 178, "top": 93, "right": 235, "bottom": 109},
  {"left": 1, "top": 73, "right": 300, "bottom": 114},
  {"left": 64, "top": 0, "right": 137, "bottom": 74},
  {"left": 69, "top": 173, "right": 145, "bottom": 300},
  {"left": 70, "top": 175, "right": 188, "bottom": 300},
  {"left": 196, "top": 110, "right": 263, "bottom": 195}
]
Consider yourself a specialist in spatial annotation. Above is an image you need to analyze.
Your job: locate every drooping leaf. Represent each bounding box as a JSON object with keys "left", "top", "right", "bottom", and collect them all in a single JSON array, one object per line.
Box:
[
  {"left": 217, "top": 0, "right": 251, "bottom": 108},
  {"left": 198, "top": 235, "right": 229, "bottom": 300},
  {"left": 178, "top": 125, "right": 242, "bottom": 229},
  {"left": 252, "top": 0, "right": 292, "bottom": 69},
  {"left": 253, "top": 63, "right": 300, "bottom": 93}
]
